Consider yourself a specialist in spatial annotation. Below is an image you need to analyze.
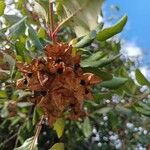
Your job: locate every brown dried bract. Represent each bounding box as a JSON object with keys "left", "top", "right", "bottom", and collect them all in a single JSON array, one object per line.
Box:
[{"left": 16, "top": 43, "right": 102, "bottom": 125}]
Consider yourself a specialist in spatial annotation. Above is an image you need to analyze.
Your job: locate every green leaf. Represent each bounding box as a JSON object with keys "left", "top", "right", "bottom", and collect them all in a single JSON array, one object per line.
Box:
[
  {"left": 74, "top": 30, "right": 96, "bottom": 48},
  {"left": 134, "top": 106, "right": 150, "bottom": 116},
  {"left": 4, "top": 15, "right": 21, "bottom": 25},
  {"left": 116, "top": 67, "right": 137, "bottom": 95},
  {"left": 14, "top": 137, "right": 38, "bottom": 150},
  {"left": 80, "top": 54, "right": 120, "bottom": 68},
  {"left": 8, "top": 16, "right": 26, "bottom": 37},
  {"left": 138, "top": 102, "right": 150, "bottom": 110},
  {"left": 27, "top": 24, "right": 43, "bottom": 51},
  {"left": 15, "top": 41, "right": 26, "bottom": 61},
  {"left": 83, "top": 117, "right": 92, "bottom": 137},
  {"left": 135, "top": 69, "right": 150, "bottom": 88},
  {"left": 82, "top": 67, "right": 112, "bottom": 81},
  {"left": 108, "top": 111, "right": 120, "bottom": 130},
  {"left": 32, "top": 1, "right": 48, "bottom": 22},
  {"left": 50, "top": 143, "right": 64, "bottom": 150},
  {"left": 56, "top": 0, "right": 104, "bottom": 37},
  {"left": 93, "top": 107, "right": 113, "bottom": 115},
  {"left": 74, "top": 23, "right": 104, "bottom": 48},
  {"left": 32, "top": 107, "right": 43, "bottom": 125},
  {"left": 53, "top": 118, "right": 65, "bottom": 138},
  {"left": 96, "top": 15, "right": 128, "bottom": 41},
  {"left": 0, "top": 1, "right": 6, "bottom": 16},
  {"left": 38, "top": 27, "right": 46, "bottom": 39},
  {"left": 115, "top": 106, "right": 132, "bottom": 116},
  {"left": 17, "top": 102, "right": 32, "bottom": 108},
  {"left": 0, "top": 91, "right": 7, "bottom": 99},
  {"left": 100, "top": 77, "right": 128, "bottom": 89}
]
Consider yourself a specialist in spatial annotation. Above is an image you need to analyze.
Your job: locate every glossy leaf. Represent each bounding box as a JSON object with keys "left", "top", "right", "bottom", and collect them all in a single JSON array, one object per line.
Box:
[
  {"left": 93, "top": 107, "right": 113, "bottom": 115},
  {"left": 134, "top": 106, "right": 150, "bottom": 116},
  {"left": 96, "top": 15, "right": 128, "bottom": 41},
  {"left": 100, "top": 77, "right": 128, "bottom": 89},
  {"left": 74, "top": 23, "right": 104, "bottom": 48},
  {"left": 135, "top": 69, "right": 150, "bottom": 88},
  {"left": 83, "top": 117, "right": 92, "bottom": 137},
  {"left": 80, "top": 54, "right": 120, "bottom": 68},
  {"left": 38, "top": 27, "right": 46, "bottom": 39},
  {"left": 53, "top": 118, "right": 65, "bottom": 138},
  {"left": 0, "top": 1, "right": 6, "bottom": 16},
  {"left": 32, "top": 1, "right": 48, "bottom": 22},
  {"left": 14, "top": 137, "right": 38, "bottom": 150},
  {"left": 56, "top": 0, "right": 104, "bottom": 37},
  {"left": 50, "top": 143, "right": 64, "bottom": 150}
]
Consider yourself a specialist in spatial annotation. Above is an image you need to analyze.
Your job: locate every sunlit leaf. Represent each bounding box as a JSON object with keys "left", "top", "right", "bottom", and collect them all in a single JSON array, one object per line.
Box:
[
  {"left": 53, "top": 118, "right": 65, "bottom": 138},
  {"left": 32, "top": 1, "right": 48, "bottom": 22},
  {"left": 14, "top": 137, "right": 38, "bottom": 150},
  {"left": 38, "top": 27, "right": 46, "bottom": 39},
  {"left": 74, "top": 23, "right": 104, "bottom": 48},
  {"left": 0, "top": 0, "right": 6, "bottom": 16},
  {"left": 50, "top": 143, "right": 64, "bottom": 150},
  {"left": 96, "top": 15, "right": 128, "bottom": 41},
  {"left": 93, "top": 107, "right": 113, "bottom": 115},
  {"left": 80, "top": 54, "right": 120, "bottom": 68},
  {"left": 135, "top": 69, "right": 150, "bottom": 88},
  {"left": 56, "top": 0, "right": 104, "bottom": 37}
]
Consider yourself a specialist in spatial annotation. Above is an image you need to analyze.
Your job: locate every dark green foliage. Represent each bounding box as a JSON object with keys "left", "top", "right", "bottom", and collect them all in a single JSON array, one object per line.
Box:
[{"left": 0, "top": 0, "right": 150, "bottom": 150}]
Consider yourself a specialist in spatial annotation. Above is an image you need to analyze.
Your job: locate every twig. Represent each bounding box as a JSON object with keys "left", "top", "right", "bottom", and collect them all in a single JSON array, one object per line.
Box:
[
  {"left": 29, "top": 115, "right": 44, "bottom": 150},
  {"left": 0, "top": 133, "right": 17, "bottom": 148},
  {"left": 48, "top": 0, "right": 55, "bottom": 41},
  {"left": 124, "top": 91, "right": 150, "bottom": 108}
]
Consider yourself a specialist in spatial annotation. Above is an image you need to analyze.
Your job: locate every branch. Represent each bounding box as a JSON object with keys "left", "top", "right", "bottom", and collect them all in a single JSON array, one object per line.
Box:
[{"left": 29, "top": 115, "right": 44, "bottom": 150}]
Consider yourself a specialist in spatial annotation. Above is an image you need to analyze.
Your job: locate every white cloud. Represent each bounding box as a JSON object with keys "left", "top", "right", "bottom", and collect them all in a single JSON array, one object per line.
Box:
[
  {"left": 121, "top": 40, "right": 150, "bottom": 82},
  {"left": 139, "top": 66, "right": 150, "bottom": 81},
  {"left": 121, "top": 41, "right": 143, "bottom": 59}
]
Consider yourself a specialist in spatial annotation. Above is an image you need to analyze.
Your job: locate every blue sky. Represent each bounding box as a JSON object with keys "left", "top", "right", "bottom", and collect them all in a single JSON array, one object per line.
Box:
[{"left": 103, "top": 0, "right": 150, "bottom": 66}]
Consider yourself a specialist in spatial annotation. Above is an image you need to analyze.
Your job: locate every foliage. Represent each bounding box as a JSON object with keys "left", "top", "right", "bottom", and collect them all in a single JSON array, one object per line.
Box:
[{"left": 0, "top": 0, "right": 150, "bottom": 150}]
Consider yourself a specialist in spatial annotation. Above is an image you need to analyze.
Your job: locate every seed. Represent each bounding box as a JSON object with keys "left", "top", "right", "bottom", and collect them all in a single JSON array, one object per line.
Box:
[
  {"left": 27, "top": 73, "right": 33, "bottom": 77},
  {"left": 23, "top": 79, "right": 28, "bottom": 85},
  {"left": 80, "top": 79, "right": 86, "bottom": 85},
  {"left": 57, "top": 68, "right": 63, "bottom": 74}
]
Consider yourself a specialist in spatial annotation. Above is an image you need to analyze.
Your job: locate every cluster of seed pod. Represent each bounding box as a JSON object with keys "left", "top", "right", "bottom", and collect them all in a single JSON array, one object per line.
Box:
[{"left": 16, "top": 43, "right": 102, "bottom": 125}]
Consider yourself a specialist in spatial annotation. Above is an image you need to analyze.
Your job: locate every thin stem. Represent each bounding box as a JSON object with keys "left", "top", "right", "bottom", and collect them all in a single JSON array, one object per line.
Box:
[
  {"left": 124, "top": 91, "right": 150, "bottom": 108},
  {"left": 48, "top": 0, "right": 55, "bottom": 40},
  {"left": 29, "top": 115, "right": 44, "bottom": 150},
  {"left": 0, "top": 133, "right": 17, "bottom": 148}
]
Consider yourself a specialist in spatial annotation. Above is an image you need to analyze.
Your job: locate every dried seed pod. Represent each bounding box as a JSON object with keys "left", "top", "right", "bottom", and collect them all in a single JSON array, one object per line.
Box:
[{"left": 16, "top": 43, "right": 102, "bottom": 125}]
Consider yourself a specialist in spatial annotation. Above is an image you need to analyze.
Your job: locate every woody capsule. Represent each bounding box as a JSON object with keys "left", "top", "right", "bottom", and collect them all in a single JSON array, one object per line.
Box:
[{"left": 16, "top": 42, "right": 102, "bottom": 125}]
